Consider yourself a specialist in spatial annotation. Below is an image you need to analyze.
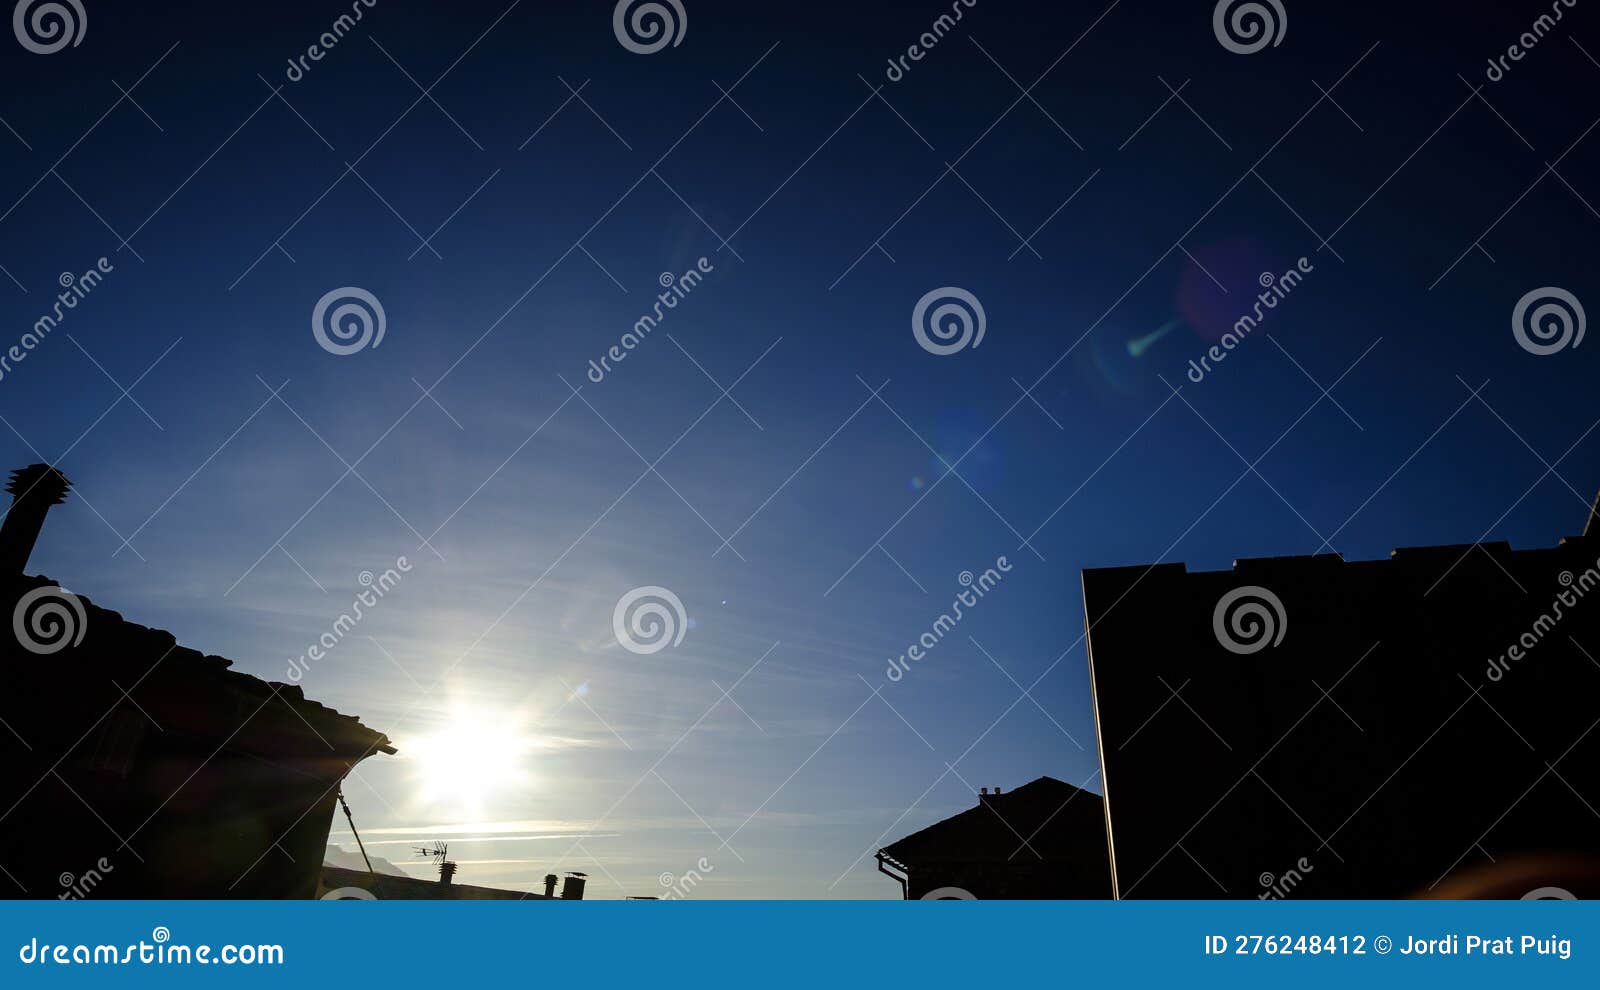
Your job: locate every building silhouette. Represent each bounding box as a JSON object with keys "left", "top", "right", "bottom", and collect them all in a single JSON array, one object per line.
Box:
[
  {"left": 1083, "top": 491, "right": 1600, "bottom": 898},
  {"left": 319, "top": 865, "right": 587, "bottom": 900},
  {"left": 877, "top": 776, "right": 1111, "bottom": 898},
  {"left": 0, "top": 465, "right": 394, "bottom": 898}
]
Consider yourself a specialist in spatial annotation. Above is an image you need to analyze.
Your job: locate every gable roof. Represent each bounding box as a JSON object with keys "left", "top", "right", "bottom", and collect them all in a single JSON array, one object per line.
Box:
[{"left": 880, "top": 776, "right": 1106, "bottom": 866}]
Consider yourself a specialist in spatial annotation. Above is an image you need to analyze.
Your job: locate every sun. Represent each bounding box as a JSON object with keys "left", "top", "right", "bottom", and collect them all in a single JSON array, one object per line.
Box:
[{"left": 410, "top": 704, "right": 534, "bottom": 815}]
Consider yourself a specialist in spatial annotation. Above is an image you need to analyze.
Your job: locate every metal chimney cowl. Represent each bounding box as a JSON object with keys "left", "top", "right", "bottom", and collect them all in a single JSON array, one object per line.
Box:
[{"left": 0, "top": 464, "right": 71, "bottom": 575}]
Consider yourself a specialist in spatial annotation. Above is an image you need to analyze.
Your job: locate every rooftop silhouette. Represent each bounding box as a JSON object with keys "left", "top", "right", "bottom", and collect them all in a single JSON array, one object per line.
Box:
[
  {"left": 878, "top": 776, "right": 1110, "bottom": 899},
  {"left": 0, "top": 463, "right": 394, "bottom": 898},
  {"left": 1083, "top": 489, "right": 1600, "bottom": 898}
]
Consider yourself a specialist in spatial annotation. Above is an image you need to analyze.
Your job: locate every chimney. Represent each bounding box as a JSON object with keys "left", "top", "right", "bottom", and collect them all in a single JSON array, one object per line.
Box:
[
  {"left": 560, "top": 871, "right": 587, "bottom": 900},
  {"left": 0, "top": 464, "right": 71, "bottom": 575},
  {"left": 437, "top": 861, "right": 457, "bottom": 886},
  {"left": 543, "top": 873, "right": 558, "bottom": 898}
]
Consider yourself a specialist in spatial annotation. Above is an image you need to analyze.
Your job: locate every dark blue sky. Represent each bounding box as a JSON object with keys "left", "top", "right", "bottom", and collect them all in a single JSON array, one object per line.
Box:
[{"left": 2, "top": 0, "right": 1596, "bottom": 897}]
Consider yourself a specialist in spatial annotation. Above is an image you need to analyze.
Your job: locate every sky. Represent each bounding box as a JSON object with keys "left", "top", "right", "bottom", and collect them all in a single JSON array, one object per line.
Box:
[{"left": 1, "top": 0, "right": 1597, "bottom": 898}]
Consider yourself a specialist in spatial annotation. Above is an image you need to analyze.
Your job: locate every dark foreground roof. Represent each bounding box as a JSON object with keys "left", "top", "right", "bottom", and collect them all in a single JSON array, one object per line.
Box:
[
  {"left": 881, "top": 776, "right": 1103, "bottom": 865},
  {"left": 5, "top": 573, "right": 393, "bottom": 761},
  {"left": 1, "top": 573, "right": 393, "bottom": 897},
  {"left": 877, "top": 777, "right": 1112, "bottom": 898}
]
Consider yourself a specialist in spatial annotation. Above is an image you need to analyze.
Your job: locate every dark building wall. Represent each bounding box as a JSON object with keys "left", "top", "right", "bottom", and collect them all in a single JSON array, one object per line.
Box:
[
  {"left": 0, "top": 577, "right": 389, "bottom": 899},
  {"left": 904, "top": 861, "right": 1111, "bottom": 900},
  {"left": 1085, "top": 537, "right": 1600, "bottom": 899}
]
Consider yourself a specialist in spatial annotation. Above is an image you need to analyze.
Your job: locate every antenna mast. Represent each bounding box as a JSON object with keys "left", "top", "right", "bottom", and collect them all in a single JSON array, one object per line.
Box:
[{"left": 336, "top": 786, "right": 375, "bottom": 874}]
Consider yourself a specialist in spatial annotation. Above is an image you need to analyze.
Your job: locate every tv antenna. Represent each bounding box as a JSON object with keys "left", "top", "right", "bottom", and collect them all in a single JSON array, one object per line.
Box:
[{"left": 414, "top": 841, "right": 458, "bottom": 884}]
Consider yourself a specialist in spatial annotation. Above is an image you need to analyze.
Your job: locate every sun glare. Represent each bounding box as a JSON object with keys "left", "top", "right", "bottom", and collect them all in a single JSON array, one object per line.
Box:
[{"left": 411, "top": 706, "right": 534, "bottom": 815}]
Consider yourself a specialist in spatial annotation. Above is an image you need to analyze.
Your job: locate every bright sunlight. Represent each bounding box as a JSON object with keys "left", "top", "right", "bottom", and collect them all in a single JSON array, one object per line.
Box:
[{"left": 410, "top": 704, "right": 536, "bottom": 816}]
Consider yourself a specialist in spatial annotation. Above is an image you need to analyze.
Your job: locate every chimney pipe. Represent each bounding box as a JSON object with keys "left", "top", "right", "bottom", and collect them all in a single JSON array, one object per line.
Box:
[
  {"left": 0, "top": 464, "right": 70, "bottom": 575},
  {"left": 438, "top": 861, "right": 457, "bottom": 886},
  {"left": 560, "top": 872, "right": 587, "bottom": 900},
  {"left": 543, "top": 873, "right": 558, "bottom": 897}
]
